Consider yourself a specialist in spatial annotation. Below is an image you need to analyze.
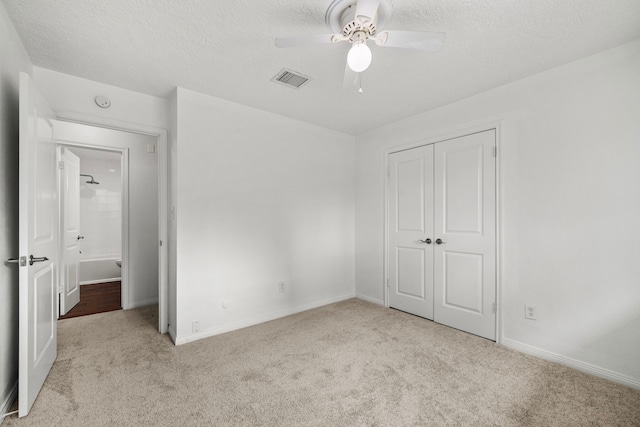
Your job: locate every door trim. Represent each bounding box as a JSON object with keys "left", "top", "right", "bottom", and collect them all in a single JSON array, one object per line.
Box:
[
  {"left": 383, "top": 120, "right": 503, "bottom": 343},
  {"left": 52, "top": 112, "right": 168, "bottom": 335}
]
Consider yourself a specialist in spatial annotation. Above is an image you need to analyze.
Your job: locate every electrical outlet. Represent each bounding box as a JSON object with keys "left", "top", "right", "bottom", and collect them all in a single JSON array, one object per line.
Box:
[
  {"left": 278, "top": 281, "right": 286, "bottom": 293},
  {"left": 192, "top": 320, "right": 199, "bottom": 333},
  {"left": 524, "top": 304, "right": 537, "bottom": 320}
]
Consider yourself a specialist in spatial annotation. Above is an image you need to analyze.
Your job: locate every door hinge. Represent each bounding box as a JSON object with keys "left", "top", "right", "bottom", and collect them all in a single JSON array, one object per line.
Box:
[
  {"left": 159, "top": 240, "right": 163, "bottom": 247},
  {"left": 58, "top": 161, "right": 65, "bottom": 169},
  {"left": 386, "top": 166, "right": 390, "bottom": 177},
  {"left": 492, "top": 302, "right": 497, "bottom": 313},
  {"left": 492, "top": 147, "right": 497, "bottom": 157},
  {"left": 386, "top": 278, "right": 390, "bottom": 288}
]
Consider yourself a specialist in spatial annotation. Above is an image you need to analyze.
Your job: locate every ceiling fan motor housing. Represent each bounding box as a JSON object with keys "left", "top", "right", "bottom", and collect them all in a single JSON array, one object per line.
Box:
[
  {"left": 341, "top": 6, "right": 377, "bottom": 38},
  {"left": 325, "top": 0, "right": 394, "bottom": 40}
]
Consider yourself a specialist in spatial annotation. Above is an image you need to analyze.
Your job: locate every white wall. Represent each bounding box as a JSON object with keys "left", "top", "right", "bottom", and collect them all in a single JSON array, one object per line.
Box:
[
  {"left": 0, "top": 2, "right": 33, "bottom": 419},
  {"left": 173, "top": 88, "right": 356, "bottom": 343},
  {"left": 55, "top": 121, "right": 159, "bottom": 308},
  {"left": 33, "top": 67, "right": 168, "bottom": 130},
  {"left": 355, "top": 40, "right": 640, "bottom": 387}
]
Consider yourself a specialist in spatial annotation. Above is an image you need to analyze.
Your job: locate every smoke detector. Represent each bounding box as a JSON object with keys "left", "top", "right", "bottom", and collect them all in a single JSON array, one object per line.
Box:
[{"left": 95, "top": 95, "right": 111, "bottom": 108}]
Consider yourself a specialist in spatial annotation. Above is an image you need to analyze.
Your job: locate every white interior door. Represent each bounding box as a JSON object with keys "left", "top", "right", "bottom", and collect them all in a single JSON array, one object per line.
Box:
[
  {"left": 388, "top": 145, "right": 434, "bottom": 319},
  {"left": 433, "top": 130, "right": 496, "bottom": 340},
  {"left": 387, "top": 129, "right": 496, "bottom": 340},
  {"left": 18, "top": 72, "right": 58, "bottom": 417},
  {"left": 59, "top": 147, "right": 81, "bottom": 316}
]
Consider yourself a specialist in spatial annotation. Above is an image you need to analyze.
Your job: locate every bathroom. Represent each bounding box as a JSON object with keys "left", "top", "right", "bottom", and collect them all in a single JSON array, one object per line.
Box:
[
  {"left": 73, "top": 147, "right": 123, "bottom": 287},
  {"left": 60, "top": 146, "right": 123, "bottom": 317}
]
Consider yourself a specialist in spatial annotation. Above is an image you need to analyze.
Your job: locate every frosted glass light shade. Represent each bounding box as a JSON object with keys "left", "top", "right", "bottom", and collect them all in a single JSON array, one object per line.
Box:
[{"left": 347, "top": 42, "right": 372, "bottom": 73}]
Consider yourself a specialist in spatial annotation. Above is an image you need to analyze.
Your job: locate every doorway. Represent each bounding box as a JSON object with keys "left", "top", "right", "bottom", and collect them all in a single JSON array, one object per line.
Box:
[
  {"left": 58, "top": 146, "right": 124, "bottom": 319},
  {"left": 53, "top": 119, "right": 167, "bottom": 332},
  {"left": 385, "top": 129, "right": 497, "bottom": 340}
]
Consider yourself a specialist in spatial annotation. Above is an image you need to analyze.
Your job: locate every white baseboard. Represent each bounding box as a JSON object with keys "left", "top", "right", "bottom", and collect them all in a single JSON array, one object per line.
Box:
[
  {"left": 356, "top": 293, "right": 384, "bottom": 306},
  {"left": 127, "top": 298, "right": 158, "bottom": 309},
  {"left": 175, "top": 293, "right": 356, "bottom": 346},
  {"left": 1, "top": 381, "right": 18, "bottom": 423},
  {"left": 501, "top": 337, "right": 640, "bottom": 390}
]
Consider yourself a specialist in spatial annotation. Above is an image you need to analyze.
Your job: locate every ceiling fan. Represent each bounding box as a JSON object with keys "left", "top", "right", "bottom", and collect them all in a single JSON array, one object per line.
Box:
[{"left": 275, "top": 0, "right": 445, "bottom": 90}]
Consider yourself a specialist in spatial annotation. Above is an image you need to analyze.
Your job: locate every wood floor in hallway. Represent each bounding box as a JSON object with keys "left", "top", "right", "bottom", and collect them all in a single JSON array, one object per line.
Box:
[{"left": 59, "top": 281, "right": 121, "bottom": 320}]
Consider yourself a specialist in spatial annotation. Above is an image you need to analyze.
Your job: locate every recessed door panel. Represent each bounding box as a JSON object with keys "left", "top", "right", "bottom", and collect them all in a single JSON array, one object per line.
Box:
[
  {"left": 66, "top": 257, "right": 78, "bottom": 295},
  {"left": 443, "top": 145, "right": 483, "bottom": 234},
  {"left": 34, "top": 266, "right": 55, "bottom": 363},
  {"left": 443, "top": 251, "right": 483, "bottom": 313},
  {"left": 396, "top": 247, "right": 425, "bottom": 299},
  {"left": 35, "top": 117, "right": 56, "bottom": 244},
  {"left": 397, "top": 158, "right": 425, "bottom": 232}
]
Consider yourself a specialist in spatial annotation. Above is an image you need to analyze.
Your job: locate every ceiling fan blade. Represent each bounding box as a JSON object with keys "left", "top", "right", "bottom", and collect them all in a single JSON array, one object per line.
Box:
[
  {"left": 355, "top": 0, "right": 381, "bottom": 22},
  {"left": 375, "top": 31, "right": 446, "bottom": 51},
  {"left": 343, "top": 62, "right": 359, "bottom": 89},
  {"left": 275, "top": 34, "right": 336, "bottom": 48}
]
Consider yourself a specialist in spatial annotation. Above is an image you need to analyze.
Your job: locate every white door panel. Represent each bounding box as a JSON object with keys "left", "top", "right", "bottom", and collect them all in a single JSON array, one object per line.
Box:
[
  {"left": 19, "top": 73, "right": 58, "bottom": 417},
  {"left": 387, "top": 129, "right": 496, "bottom": 340},
  {"left": 34, "top": 266, "right": 55, "bottom": 359},
  {"left": 388, "top": 146, "right": 434, "bottom": 319},
  {"left": 397, "top": 157, "right": 426, "bottom": 232},
  {"left": 396, "top": 247, "right": 426, "bottom": 298},
  {"left": 442, "top": 251, "right": 483, "bottom": 313},
  {"left": 442, "top": 144, "right": 484, "bottom": 234},
  {"left": 434, "top": 130, "right": 496, "bottom": 340},
  {"left": 59, "top": 147, "right": 80, "bottom": 315}
]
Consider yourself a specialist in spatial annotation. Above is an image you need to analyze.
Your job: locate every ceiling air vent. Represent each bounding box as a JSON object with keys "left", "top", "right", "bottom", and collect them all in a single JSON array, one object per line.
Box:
[{"left": 271, "top": 68, "right": 311, "bottom": 89}]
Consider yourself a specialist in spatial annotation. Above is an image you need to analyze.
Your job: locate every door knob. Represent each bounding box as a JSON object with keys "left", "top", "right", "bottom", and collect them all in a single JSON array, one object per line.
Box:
[
  {"left": 435, "top": 238, "right": 446, "bottom": 245},
  {"left": 418, "top": 238, "right": 432, "bottom": 244},
  {"left": 6, "top": 256, "right": 27, "bottom": 266}
]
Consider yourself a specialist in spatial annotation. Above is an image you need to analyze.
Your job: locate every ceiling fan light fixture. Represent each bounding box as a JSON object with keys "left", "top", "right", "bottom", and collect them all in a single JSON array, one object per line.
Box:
[{"left": 347, "top": 41, "right": 372, "bottom": 73}]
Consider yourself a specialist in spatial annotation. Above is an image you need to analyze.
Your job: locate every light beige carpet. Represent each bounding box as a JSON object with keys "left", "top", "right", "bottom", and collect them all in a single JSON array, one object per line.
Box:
[{"left": 3, "top": 299, "right": 639, "bottom": 426}]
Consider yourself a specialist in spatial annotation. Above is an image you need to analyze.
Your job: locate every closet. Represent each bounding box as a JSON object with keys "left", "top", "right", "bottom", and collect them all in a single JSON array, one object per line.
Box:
[{"left": 387, "top": 129, "right": 496, "bottom": 340}]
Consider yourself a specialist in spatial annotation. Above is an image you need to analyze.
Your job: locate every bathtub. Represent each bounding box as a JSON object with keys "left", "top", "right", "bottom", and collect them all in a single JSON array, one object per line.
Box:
[{"left": 79, "top": 258, "right": 122, "bottom": 285}]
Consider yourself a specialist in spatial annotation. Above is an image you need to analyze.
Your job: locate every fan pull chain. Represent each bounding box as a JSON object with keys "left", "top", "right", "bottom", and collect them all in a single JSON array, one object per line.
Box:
[{"left": 358, "top": 74, "right": 363, "bottom": 94}]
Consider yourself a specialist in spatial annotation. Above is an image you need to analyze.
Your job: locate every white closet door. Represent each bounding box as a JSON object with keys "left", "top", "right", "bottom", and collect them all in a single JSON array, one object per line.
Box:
[
  {"left": 388, "top": 145, "right": 434, "bottom": 319},
  {"left": 433, "top": 130, "right": 496, "bottom": 340}
]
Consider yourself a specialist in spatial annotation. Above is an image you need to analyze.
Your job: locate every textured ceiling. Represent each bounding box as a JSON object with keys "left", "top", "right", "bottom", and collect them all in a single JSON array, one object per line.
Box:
[{"left": 3, "top": 0, "right": 640, "bottom": 135}]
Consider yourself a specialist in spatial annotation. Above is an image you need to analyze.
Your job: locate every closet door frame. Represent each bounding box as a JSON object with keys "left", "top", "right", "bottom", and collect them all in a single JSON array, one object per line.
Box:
[{"left": 383, "top": 120, "right": 503, "bottom": 343}]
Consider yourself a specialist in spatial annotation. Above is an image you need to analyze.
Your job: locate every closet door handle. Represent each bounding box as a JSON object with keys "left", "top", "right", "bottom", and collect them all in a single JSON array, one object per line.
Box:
[
  {"left": 435, "top": 238, "right": 446, "bottom": 245},
  {"left": 418, "top": 238, "right": 432, "bottom": 244},
  {"left": 77, "top": 235, "right": 85, "bottom": 240}
]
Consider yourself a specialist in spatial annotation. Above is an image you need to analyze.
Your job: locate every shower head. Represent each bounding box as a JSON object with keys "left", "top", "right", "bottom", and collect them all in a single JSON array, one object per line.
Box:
[{"left": 80, "top": 174, "right": 100, "bottom": 185}]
